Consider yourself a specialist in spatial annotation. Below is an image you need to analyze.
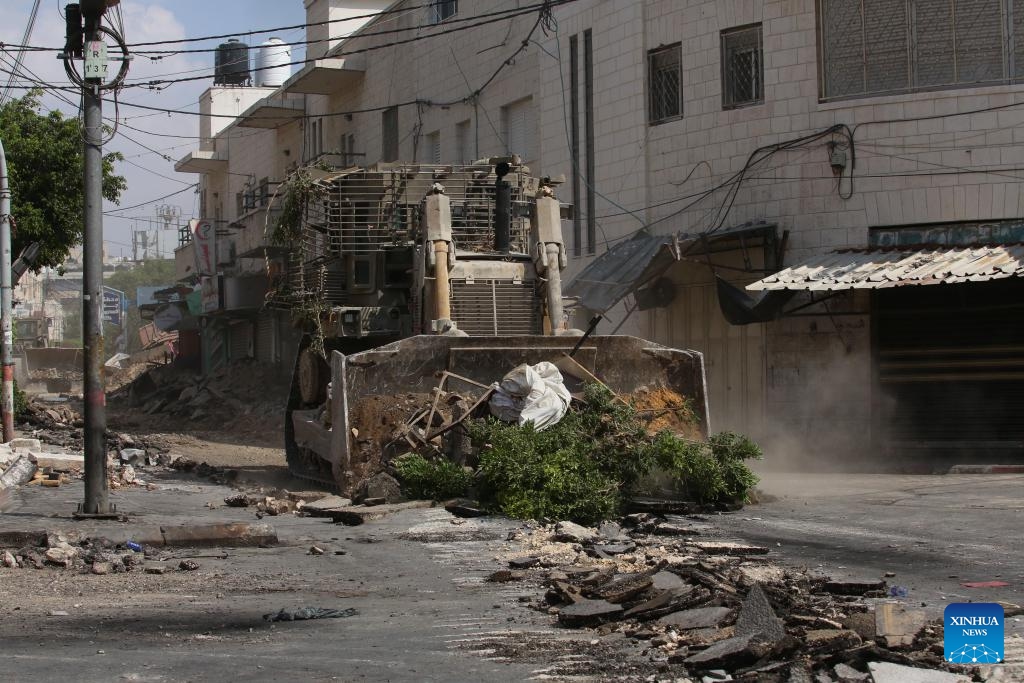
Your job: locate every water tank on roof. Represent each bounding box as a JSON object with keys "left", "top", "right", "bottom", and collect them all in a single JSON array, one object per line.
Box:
[
  {"left": 214, "top": 39, "right": 250, "bottom": 86},
  {"left": 255, "top": 37, "right": 292, "bottom": 87}
]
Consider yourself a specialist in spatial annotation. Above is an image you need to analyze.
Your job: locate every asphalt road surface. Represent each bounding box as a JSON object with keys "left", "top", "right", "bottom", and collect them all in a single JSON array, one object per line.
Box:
[{"left": 717, "top": 472, "right": 1024, "bottom": 633}]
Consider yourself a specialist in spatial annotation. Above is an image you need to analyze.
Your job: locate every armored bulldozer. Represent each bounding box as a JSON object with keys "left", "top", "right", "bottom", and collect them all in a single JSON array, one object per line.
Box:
[{"left": 277, "top": 157, "right": 709, "bottom": 491}]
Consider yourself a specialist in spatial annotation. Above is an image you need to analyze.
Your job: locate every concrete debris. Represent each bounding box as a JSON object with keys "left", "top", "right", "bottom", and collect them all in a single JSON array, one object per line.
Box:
[
  {"left": 496, "top": 517, "right": 965, "bottom": 680},
  {"left": 553, "top": 520, "right": 599, "bottom": 544},
  {"left": 351, "top": 472, "right": 403, "bottom": 505},
  {"left": 833, "top": 662, "right": 870, "bottom": 682},
  {"left": 866, "top": 662, "right": 972, "bottom": 682},
  {"left": 874, "top": 602, "right": 926, "bottom": 648},
  {"left": 2, "top": 550, "right": 17, "bottom": 568},
  {"left": 0, "top": 455, "right": 38, "bottom": 489}
]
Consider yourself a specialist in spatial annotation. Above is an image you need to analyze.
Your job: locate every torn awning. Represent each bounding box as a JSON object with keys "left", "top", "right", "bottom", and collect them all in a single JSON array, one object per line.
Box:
[
  {"left": 747, "top": 244, "right": 1024, "bottom": 291},
  {"left": 563, "top": 232, "right": 679, "bottom": 313}
]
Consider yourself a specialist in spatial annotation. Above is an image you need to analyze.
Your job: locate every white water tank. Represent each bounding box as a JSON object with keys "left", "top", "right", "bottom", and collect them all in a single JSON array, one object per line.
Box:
[{"left": 255, "top": 38, "right": 291, "bottom": 87}]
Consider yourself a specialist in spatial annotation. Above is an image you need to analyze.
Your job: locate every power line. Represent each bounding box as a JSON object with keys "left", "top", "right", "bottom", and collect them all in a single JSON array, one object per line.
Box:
[
  {"left": 104, "top": 184, "right": 198, "bottom": 216},
  {"left": 130, "top": 2, "right": 543, "bottom": 57},
  {"left": 0, "top": 0, "right": 41, "bottom": 105},
  {"left": 125, "top": 2, "right": 568, "bottom": 90}
]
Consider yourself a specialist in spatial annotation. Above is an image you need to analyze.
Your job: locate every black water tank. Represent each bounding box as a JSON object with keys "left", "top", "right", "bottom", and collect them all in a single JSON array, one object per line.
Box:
[{"left": 214, "top": 39, "right": 250, "bottom": 86}]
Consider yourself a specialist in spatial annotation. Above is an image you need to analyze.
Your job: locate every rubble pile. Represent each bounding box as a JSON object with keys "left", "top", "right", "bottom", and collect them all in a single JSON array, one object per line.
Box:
[
  {"left": 28, "top": 367, "right": 84, "bottom": 381},
  {"left": 111, "top": 360, "right": 289, "bottom": 441},
  {"left": 495, "top": 514, "right": 976, "bottom": 682},
  {"left": 18, "top": 401, "right": 82, "bottom": 449},
  {"left": 0, "top": 532, "right": 200, "bottom": 576}
]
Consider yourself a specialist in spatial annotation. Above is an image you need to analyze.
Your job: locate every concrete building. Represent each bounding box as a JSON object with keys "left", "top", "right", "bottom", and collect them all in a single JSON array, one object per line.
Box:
[
  {"left": 176, "top": 0, "right": 1024, "bottom": 466},
  {"left": 175, "top": 0, "right": 544, "bottom": 374},
  {"left": 548, "top": 0, "right": 1024, "bottom": 467}
]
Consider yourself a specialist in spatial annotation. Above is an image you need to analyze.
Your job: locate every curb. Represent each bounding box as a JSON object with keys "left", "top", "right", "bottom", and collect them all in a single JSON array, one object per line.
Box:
[
  {"left": 947, "top": 464, "right": 1024, "bottom": 474},
  {"left": 0, "top": 522, "right": 278, "bottom": 549}
]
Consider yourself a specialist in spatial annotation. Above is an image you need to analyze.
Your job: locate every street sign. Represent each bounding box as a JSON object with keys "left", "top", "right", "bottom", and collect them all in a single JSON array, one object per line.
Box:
[{"left": 102, "top": 286, "right": 125, "bottom": 326}]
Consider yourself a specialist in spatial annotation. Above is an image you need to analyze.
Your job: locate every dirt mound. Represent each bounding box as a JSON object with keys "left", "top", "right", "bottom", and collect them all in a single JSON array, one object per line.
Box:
[
  {"left": 108, "top": 359, "right": 291, "bottom": 446},
  {"left": 347, "top": 393, "right": 437, "bottom": 484},
  {"left": 627, "top": 386, "right": 702, "bottom": 439}
]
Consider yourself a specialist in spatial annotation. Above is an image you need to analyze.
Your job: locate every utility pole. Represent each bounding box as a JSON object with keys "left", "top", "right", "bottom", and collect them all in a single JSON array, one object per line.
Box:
[
  {"left": 0, "top": 138, "right": 14, "bottom": 443},
  {"left": 65, "top": 0, "right": 128, "bottom": 517}
]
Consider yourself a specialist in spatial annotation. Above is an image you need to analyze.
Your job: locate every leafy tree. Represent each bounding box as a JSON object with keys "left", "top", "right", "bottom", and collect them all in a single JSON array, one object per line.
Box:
[{"left": 0, "top": 90, "right": 126, "bottom": 269}]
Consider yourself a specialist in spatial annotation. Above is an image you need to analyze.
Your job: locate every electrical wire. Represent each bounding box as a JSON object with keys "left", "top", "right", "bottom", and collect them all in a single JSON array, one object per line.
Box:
[
  {"left": 0, "top": 0, "right": 41, "bottom": 105},
  {"left": 130, "top": 2, "right": 547, "bottom": 57},
  {"left": 103, "top": 184, "right": 198, "bottom": 216},
  {"left": 122, "top": 2, "right": 571, "bottom": 90}
]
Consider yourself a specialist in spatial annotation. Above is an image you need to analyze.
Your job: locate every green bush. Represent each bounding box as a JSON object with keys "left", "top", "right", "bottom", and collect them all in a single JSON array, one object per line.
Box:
[
  {"left": 393, "top": 453, "right": 473, "bottom": 501},
  {"left": 13, "top": 380, "right": 28, "bottom": 418},
  {"left": 469, "top": 385, "right": 763, "bottom": 523}
]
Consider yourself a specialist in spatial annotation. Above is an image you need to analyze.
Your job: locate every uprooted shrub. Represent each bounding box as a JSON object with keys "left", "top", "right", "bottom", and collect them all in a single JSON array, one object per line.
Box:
[
  {"left": 390, "top": 384, "right": 762, "bottom": 524},
  {"left": 392, "top": 453, "right": 474, "bottom": 501},
  {"left": 468, "top": 384, "right": 763, "bottom": 524}
]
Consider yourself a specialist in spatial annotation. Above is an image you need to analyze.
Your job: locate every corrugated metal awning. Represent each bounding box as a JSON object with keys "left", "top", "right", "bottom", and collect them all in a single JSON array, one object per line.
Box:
[
  {"left": 747, "top": 244, "right": 1024, "bottom": 291},
  {"left": 564, "top": 232, "right": 678, "bottom": 313}
]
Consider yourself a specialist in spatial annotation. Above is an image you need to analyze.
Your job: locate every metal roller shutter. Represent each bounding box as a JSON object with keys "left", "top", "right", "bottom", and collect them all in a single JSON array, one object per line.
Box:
[
  {"left": 874, "top": 279, "right": 1024, "bottom": 459},
  {"left": 229, "top": 320, "right": 254, "bottom": 361}
]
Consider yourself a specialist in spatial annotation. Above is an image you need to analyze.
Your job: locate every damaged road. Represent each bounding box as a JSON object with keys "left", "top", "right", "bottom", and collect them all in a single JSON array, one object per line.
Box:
[
  {"left": 2, "top": 467, "right": 1022, "bottom": 681},
  {"left": 713, "top": 472, "right": 1024, "bottom": 621}
]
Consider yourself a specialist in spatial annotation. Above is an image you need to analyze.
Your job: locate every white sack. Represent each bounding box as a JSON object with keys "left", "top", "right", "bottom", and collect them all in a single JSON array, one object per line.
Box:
[{"left": 488, "top": 362, "right": 571, "bottom": 431}]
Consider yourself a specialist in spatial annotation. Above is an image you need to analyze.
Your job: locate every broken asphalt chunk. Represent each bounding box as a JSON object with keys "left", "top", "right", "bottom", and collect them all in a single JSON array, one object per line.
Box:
[
  {"left": 803, "top": 628, "right": 862, "bottom": 655},
  {"left": 681, "top": 633, "right": 775, "bottom": 669},
  {"left": 734, "top": 583, "right": 786, "bottom": 643},
  {"left": 659, "top": 606, "right": 733, "bottom": 630},
  {"left": 444, "top": 499, "right": 487, "bottom": 518},
  {"left": 556, "top": 598, "right": 624, "bottom": 627},
  {"left": 689, "top": 541, "right": 768, "bottom": 556},
  {"left": 263, "top": 607, "right": 358, "bottom": 622},
  {"left": 822, "top": 578, "right": 886, "bottom": 596},
  {"left": 508, "top": 556, "right": 541, "bottom": 570}
]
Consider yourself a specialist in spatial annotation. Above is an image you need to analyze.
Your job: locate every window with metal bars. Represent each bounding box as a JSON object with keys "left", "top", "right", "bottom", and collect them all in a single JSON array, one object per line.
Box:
[
  {"left": 820, "top": 0, "right": 1024, "bottom": 100},
  {"left": 722, "top": 24, "right": 763, "bottom": 108},
  {"left": 648, "top": 43, "right": 682, "bottom": 124},
  {"left": 429, "top": 0, "right": 457, "bottom": 24}
]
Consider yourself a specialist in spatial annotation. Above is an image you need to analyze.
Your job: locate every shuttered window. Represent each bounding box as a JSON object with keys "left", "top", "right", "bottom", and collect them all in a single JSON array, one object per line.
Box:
[
  {"left": 455, "top": 119, "right": 471, "bottom": 164},
  {"left": 502, "top": 97, "right": 534, "bottom": 165},
  {"left": 424, "top": 131, "right": 441, "bottom": 164},
  {"left": 820, "top": 0, "right": 1022, "bottom": 99}
]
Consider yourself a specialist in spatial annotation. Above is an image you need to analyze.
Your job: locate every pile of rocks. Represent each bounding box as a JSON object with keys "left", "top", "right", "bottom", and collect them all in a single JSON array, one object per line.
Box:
[
  {"left": 0, "top": 532, "right": 200, "bottom": 576},
  {"left": 113, "top": 360, "right": 288, "bottom": 440},
  {"left": 496, "top": 515, "right": 978, "bottom": 682}
]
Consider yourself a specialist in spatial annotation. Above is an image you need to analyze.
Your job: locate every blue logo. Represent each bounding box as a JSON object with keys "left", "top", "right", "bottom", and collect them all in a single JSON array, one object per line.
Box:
[{"left": 944, "top": 603, "right": 1004, "bottom": 663}]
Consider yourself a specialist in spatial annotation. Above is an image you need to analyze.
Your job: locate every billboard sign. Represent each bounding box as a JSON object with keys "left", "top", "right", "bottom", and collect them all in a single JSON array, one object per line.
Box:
[
  {"left": 190, "top": 219, "right": 216, "bottom": 276},
  {"left": 102, "top": 286, "right": 126, "bottom": 326}
]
